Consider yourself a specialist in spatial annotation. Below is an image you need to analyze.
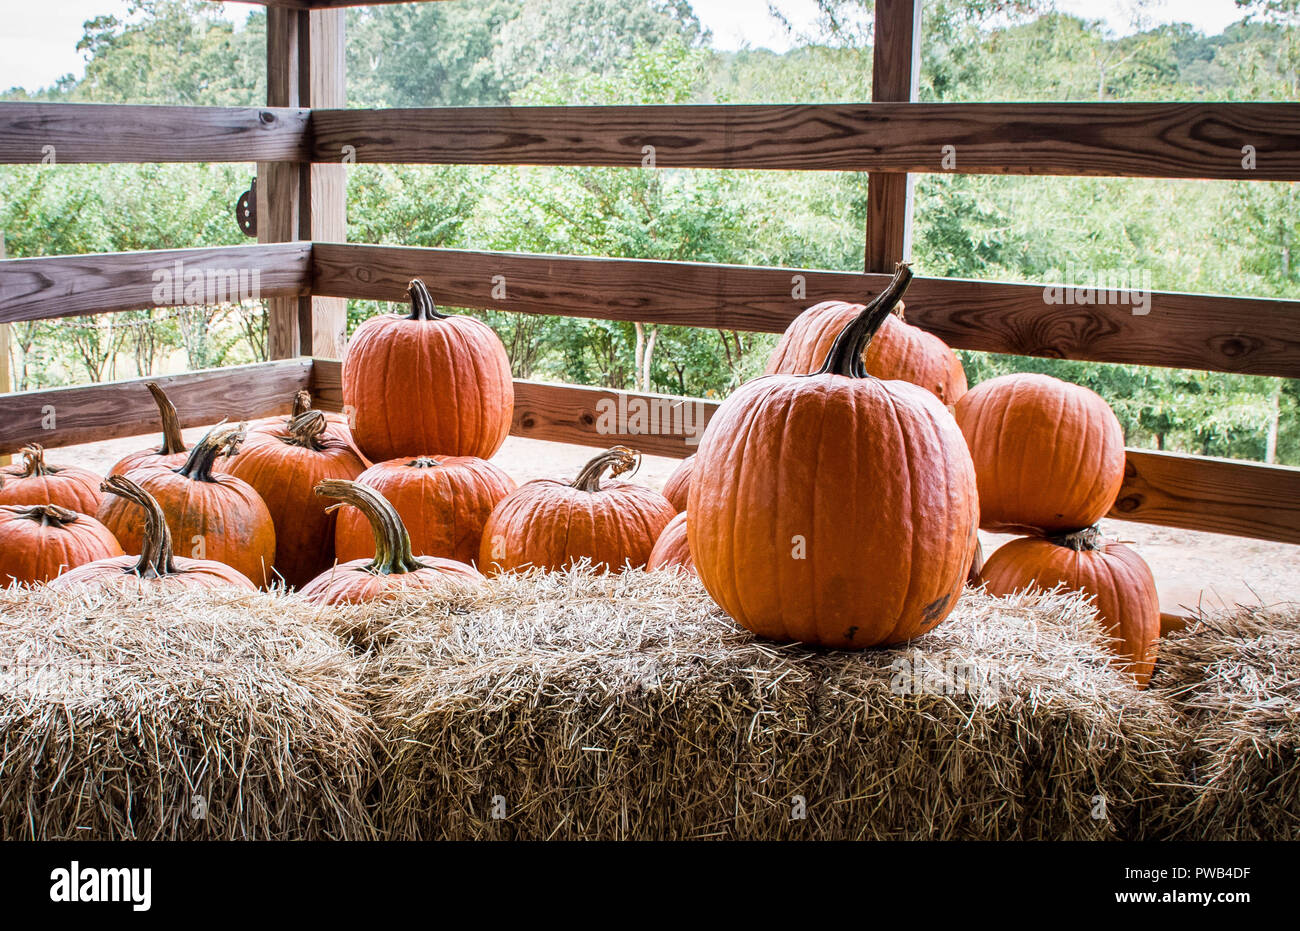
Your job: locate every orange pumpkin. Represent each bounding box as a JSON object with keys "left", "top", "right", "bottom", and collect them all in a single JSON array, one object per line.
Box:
[
  {"left": 0, "top": 445, "right": 103, "bottom": 514},
  {"left": 662, "top": 455, "right": 694, "bottom": 513},
  {"left": 247, "top": 389, "right": 364, "bottom": 458},
  {"left": 479, "top": 446, "right": 674, "bottom": 575},
  {"left": 980, "top": 527, "right": 1160, "bottom": 688},
  {"left": 954, "top": 372, "right": 1126, "bottom": 533},
  {"left": 0, "top": 504, "right": 124, "bottom": 585},
  {"left": 53, "top": 476, "right": 256, "bottom": 592},
  {"left": 334, "top": 455, "right": 515, "bottom": 567},
  {"left": 342, "top": 278, "right": 514, "bottom": 461},
  {"left": 97, "top": 425, "right": 276, "bottom": 587},
  {"left": 690, "top": 264, "right": 979, "bottom": 648},
  {"left": 110, "top": 383, "right": 191, "bottom": 476},
  {"left": 646, "top": 512, "right": 694, "bottom": 574},
  {"left": 224, "top": 411, "right": 367, "bottom": 588},
  {"left": 766, "top": 299, "right": 967, "bottom": 405},
  {"left": 299, "top": 479, "right": 485, "bottom": 606}
]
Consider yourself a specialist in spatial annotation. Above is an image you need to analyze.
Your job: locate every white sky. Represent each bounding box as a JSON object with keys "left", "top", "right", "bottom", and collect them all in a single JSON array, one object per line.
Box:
[{"left": 0, "top": 0, "right": 1251, "bottom": 93}]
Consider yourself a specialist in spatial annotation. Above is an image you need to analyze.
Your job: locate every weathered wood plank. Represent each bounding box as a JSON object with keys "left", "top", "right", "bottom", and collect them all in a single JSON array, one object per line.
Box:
[
  {"left": 310, "top": 102, "right": 1300, "bottom": 180},
  {"left": 312, "top": 359, "right": 1300, "bottom": 543},
  {"left": 1110, "top": 449, "right": 1300, "bottom": 545},
  {"left": 0, "top": 103, "right": 309, "bottom": 164},
  {"left": 311, "top": 243, "right": 1300, "bottom": 378},
  {"left": 0, "top": 360, "right": 311, "bottom": 455},
  {"left": 864, "top": 0, "right": 920, "bottom": 272},
  {"left": 0, "top": 243, "right": 311, "bottom": 326},
  {"left": 306, "top": 8, "right": 349, "bottom": 361}
]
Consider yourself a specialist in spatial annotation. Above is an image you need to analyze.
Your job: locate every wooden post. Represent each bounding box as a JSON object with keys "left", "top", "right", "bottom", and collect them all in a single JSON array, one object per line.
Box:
[
  {"left": 0, "top": 233, "right": 9, "bottom": 465},
  {"left": 864, "top": 0, "right": 921, "bottom": 272},
  {"left": 259, "top": 7, "right": 347, "bottom": 361}
]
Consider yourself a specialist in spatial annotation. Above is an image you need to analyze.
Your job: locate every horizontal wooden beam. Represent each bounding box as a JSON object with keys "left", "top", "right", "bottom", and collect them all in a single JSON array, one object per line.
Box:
[
  {"left": 0, "top": 103, "right": 310, "bottom": 164},
  {"left": 311, "top": 102, "right": 1300, "bottom": 180},
  {"left": 0, "top": 243, "right": 312, "bottom": 325},
  {"left": 0, "top": 360, "right": 311, "bottom": 455},
  {"left": 312, "top": 243, "right": 1300, "bottom": 378},
  {"left": 310, "top": 360, "right": 1300, "bottom": 544}
]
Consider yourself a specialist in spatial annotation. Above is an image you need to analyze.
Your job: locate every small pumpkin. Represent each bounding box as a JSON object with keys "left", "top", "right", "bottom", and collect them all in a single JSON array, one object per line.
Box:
[
  {"left": 766, "top": 299, "right": 967, "bottom": 405},
  {"left": 954, "top": 372, "right": 1126, "bottom": 533},
  {"left": 97, "top": 425, "right": 276, "bottom": 587},
  {"left": 662, "top": 455, "right": 694, "bottom": 513},
  {"left": 52, "top": 476, "right": 256, "bottom": 592},
  {"left": 0, "top": 444, "right": 103, "bottom": 514},
  {"left": 690, "top": 264, "right": 979, "bottom": 648},
  {"left": 110, "top": 382, "right": 191, "bottom": 476},
  {"left": 479, "top": 446, "right": 675, "bottom": 575},
  {"left": 342, "top": 278, "right": 514, "bottom": 461},
  {"left": 334, "top": 455, "right": 515, "bottom": 567},
  {"left": 225, "top": 410, "right": 367, "bottom": 588},
  {"left": 979, "top": 527, "right": 1160, "bottom": 688},
  {"left": 300, "top": 479, "right": 485, "bottom": 606},
  {"left": 0, "top": 504, "right": 124, "bottom": 585},
  {"left": 646, "top": 511, "right": 694, "bottom": 574}
]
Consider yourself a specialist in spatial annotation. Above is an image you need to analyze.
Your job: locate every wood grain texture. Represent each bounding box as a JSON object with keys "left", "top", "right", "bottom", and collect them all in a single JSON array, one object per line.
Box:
[
  {"left": 0, "top": 103, "right": 309, "bottom": 164},
  {"left": 1110, "top": 449, "right": 1300, "bottom": 545},
  {"left": 307, "top": 8, "right": 348, "bottom": 360},
  {"left": 0, "top": 235, "right": 8, "bottom": 466},
  {"left": 864, "top": 0, "right": 920, "bottom": 272},
  {"left": 0, "top": 243, "right": 310, "bottom": 326},
  {"left": 311, "top": 243, "right": 1300, "bottom": 377},
  {"left": 0, "top": 360, "right": 311, "bottom": 455},
  {"left": 310, "top": 102, "right": 1300, "bottom": 180},
  {"left": 313, "top": 359, "right": 1300, "bottom": 543}
]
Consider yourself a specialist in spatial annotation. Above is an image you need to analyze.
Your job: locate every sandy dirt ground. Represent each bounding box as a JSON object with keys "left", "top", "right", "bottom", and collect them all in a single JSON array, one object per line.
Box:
[{"left": 35, "top": 428, "right": 1300, "bottom": 617}]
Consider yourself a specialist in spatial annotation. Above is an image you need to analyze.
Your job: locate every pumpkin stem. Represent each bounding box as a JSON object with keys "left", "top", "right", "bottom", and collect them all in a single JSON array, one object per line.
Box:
[
  {"left": 1048, "top": 525, "right": 1105, "bottom": 551},
  {"left": 572, "top": 446, "right": 640, "bottom": 492},
  {"left": 175, "top": 424, "right": 244, "bottom": 483},
  {"left": 290, "top": 389, "right": 313, "bottom": 418},
  {"left": 408, "top": 457, "right": 441, "bottom": 469},
  {"left": 815, "top": 262, "right": 914, "bottom": 378},
  {"left": 16, "top": 444, "right": 56, "bottom": 477},
  {"left": 406, "top": 278, "right": 449, "bottom": 321},
  {"left": 146, "top": 383, "right": 187, "bottom": 456},
  {"left": 100, "top": 475, "right": 178, "bottom": 579},
  {"left": 2, "top": 503, "right": 81, "bottom": 528},
  {"left": 314, "top": 479, "right": 427, "bottom": 575},
  {"left": 281, "top": 410, "right": 328, "bottom": 449}
]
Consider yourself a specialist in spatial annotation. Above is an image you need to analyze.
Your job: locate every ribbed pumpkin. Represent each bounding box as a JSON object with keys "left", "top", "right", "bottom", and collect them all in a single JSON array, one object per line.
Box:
[
  {"left": 342, "top": 278, "right": 514, "bottom": 461},
  {"left": 97, "top": 425, "right": 276, "bottom": 587},
  {"left": 980, "top": 527, "right": 1160, "bottom": 687},
  {"left": 0, "top": 445, "right": 103, "bottom": 514},
  {"left": 53, "top": 476, "right": 255, "bottom": 592},
  {"left": 955, "top": 372, "right": 1126, "bottom": 533},
  {"left": 662, "top": 455, "right": 694, "bottom": 513},
  {"left": 765, "top": 299, "right": 968, "bottom": 405},
  {"left": 690, "top": 264, "right": 979, "bottom": 649},
  {"left": 247, "top": 389, "right": 363, "bottom": 457},
  {"left": 0, "top": 504, "right": 124, "bottom": 585},
  {"left": 300, "top": 479, "right": 485, "bottom": 606},
  {"left": 110, "top": 383, "right": 191, "bottom": 476},
  {"left": 479, "top": 446, "right": 674, "bottom": 575},
  {"left": 335, "top": 455, "right": 515, "bottom": 567},
  {"left": 646, "top": 511, "right": 694, "bottom": 574},
  {"left": 224, "top": 411, "right": 366, "bottom": 588}
]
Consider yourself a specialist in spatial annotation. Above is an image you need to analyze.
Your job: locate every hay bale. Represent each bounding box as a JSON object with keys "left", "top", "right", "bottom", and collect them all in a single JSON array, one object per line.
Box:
[
  {"left": 371, "top": 567, "right": 1184, "bottom": 840},
  {"left": 0, "top": 585, "right": 377, "bottom": 839},
  {"left": 1152, "top": 604, "right": 1300, "bottom": 840}
]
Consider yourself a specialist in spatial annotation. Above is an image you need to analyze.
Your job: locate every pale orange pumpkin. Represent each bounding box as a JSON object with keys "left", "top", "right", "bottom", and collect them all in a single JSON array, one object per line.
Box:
[
  {"left": 661, "top": 455, "right": 694, "bottom": 513},
  {"left": 646, "top": 512, "right": 694, "bottom": 574}
]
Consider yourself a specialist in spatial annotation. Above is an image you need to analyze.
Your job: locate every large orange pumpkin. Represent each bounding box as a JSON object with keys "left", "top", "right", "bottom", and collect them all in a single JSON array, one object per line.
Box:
[
  {"left": 97, "top": 425, "right": 276, "bottom": 587},
  {"left": 479, "top": 446, "right": 674, "bottom": 574},
  {"left": 342, "top": 278, "right": 514, "bottom": 461},
  {"left": 690, "top": 264, "right": 979, "bottom": 649},
  {"left": 0, "top": 445, "right": 103, "bottom": 514},
  {"left": 300, "top": 479, "right": 485, "bottom": 606},
  {"left": 765, "top": 299, "right": 967, "bottom": 405},
  {"left": 0, "top": 503, "right": 124, "bottom": 585},
  {"left": 110, "top": 383, "right": 191, "bottom": 476},
  {"left": 646, "top": 511, "right": 694, "bottom": 574},
  {"left": 224, "top": 411, "right": 366, "bottom": 588},
  {"left": 334, "top": 455, "right": 515, "bottom": 567},
  {"left": 662, "top": 455, "right": 694, "bottom": 513},
  {"left": 954, "top": 372, "right": 1126, "bottom": 533},
  {"left": 979, "top": 527, "right": 1160, "bottom": 687}
]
